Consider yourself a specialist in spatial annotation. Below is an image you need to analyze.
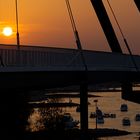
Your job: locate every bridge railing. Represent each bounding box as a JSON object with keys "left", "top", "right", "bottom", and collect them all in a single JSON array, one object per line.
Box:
[
  {"left": 0, "top": 47, "right": 83, "bottom": 67},
  {"left": 0, "top": 45, "right": 139, "bottom": 71}
]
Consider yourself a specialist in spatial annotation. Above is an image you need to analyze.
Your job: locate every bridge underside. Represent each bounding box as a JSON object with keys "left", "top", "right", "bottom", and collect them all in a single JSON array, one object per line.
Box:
[
  {"left": 0, "top": 52, "right": 140, "bottom": 138},
  {"left": 0, "top": 70, "right": 139, "bottom": 90},
  {"left": 1, "top": 69, "right": 140, "bottom": 139}
]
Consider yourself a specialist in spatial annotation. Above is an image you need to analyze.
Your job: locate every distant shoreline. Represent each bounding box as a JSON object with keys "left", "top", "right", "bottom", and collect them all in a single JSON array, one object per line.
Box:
[
  {"left": 29, "top": 92, "right": 101, "bottom": 103},
  {"left": 45, "top": 87, "right": 121, "bottom": 93},
  {"left": 45, "top": 93, "right": 101, "bottom": 98},
  {"left": 25, "top": 128, "right": 131, "bottom": 140}
]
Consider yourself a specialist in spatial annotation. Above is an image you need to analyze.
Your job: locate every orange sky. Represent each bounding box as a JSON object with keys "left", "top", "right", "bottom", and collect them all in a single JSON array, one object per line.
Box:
[{"left": 0, "top": 0, "right": 139, "bottom": 54}]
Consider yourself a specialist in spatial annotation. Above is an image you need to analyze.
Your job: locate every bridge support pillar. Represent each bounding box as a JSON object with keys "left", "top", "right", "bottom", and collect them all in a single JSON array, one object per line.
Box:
[
  {"left": 122, "top": 82, "right": 140, "bottom": 104},
  {"left": 122, "top": 82, "right": 133, "bottom": 99},
  {"left": 80, "top": 82, "right": 89, "bottom": 138},
  {"left": 0, "top": 89, "right": 29, "bottom": 139}
]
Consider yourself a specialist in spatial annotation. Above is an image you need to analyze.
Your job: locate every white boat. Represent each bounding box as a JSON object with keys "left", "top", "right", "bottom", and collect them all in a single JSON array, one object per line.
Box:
[
  {"left": 62, "top": 113, "right": 79, "bottom": 129},
  {"left": 135, "top": 114, "right": 140, "bottom": 121},
  {"left": 122, "top": 117, "right": 131, "bottom": 126},
  {"left": 120, "top": 104, "right": 128, "bottom": 112}
]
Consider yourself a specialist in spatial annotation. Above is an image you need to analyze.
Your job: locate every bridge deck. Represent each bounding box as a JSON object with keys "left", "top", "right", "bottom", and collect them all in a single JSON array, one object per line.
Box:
[
  {"left": 0, "top": 44, "right": 140, "bottom": 70},
  {"left": 0, "top": 44, "right": 139, "bottom": 89}
]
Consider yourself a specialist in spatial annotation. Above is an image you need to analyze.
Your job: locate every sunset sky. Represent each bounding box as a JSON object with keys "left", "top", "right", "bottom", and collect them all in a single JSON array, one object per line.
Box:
[{"left": 0, "top": 0, "right": 139, "bottom": 54}]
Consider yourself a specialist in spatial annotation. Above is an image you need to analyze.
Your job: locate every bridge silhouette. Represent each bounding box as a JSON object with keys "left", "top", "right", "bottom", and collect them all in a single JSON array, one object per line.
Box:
[
  {"left": 0, "top": 0, "right": 140, "bottom": 139},
  {"left": 0, "top": 43, "right": 140, "bottom": 136},
  {"left": 0, "top": 44, "right": 140, "bottom": 90}
]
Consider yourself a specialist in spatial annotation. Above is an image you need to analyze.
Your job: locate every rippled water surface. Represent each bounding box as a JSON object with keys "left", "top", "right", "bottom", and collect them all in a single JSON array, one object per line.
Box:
[{"left": 65, "top": 90, "right": 140, "bottom": 140}]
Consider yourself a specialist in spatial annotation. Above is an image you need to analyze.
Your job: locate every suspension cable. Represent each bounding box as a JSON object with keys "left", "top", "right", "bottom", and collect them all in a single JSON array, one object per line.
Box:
[
  {"left": 15, "top": 0, "right": 20, "bottom": 50},
  {"left": 65, "top": 0, "right": 77, "bottom": 39},
  {"left": 106, "top": 0, "right": 138, "bottom": 71},
  {"left": 65, "top": 0, "right": 88, "bottom": 71}
]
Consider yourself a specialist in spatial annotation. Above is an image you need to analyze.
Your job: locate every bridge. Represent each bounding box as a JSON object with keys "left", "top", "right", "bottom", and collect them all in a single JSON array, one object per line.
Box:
[
  {"left": 0, "top": 0, "right": 139, "bottom": 139},
  {"left": 0, "top": 44, "right": 140, "bottom": 89},
  {"left": 0, "top": 43, "right": 140, "bottom": 138}
]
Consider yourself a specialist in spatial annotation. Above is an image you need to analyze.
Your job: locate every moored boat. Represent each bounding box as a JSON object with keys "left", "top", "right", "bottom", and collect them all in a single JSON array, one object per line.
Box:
[
  {"left": 135, "top": 113, "right": 140, "bottom": 121},
  {"left": 120, "top": 104, "right": 128, "bottom": 112},
  {"left": 122, "top": 117, "right": 131, "bottom": 126}
]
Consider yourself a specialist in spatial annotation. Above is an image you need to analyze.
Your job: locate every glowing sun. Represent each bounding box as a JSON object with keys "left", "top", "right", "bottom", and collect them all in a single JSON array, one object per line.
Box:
[{"left": 2, "top": 27, "right": 13, "bottom": 36}]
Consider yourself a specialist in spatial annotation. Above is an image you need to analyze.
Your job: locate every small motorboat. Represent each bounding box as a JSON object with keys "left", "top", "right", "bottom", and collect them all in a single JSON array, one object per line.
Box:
[
  {"left": 135, "top": 114, "right": 140, "bottom": 121},
  {"left": 122, "top": 117, "right": 131, "bottom": 126},
  {"left": 120, "top": 104, "right": 128, "bottom": 112}
]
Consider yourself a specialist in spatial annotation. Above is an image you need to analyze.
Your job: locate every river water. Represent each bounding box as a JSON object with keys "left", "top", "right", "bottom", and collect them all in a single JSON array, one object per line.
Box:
[
  {"left": 64, "top": 90, "right": 140, "bottom": 140},
  {"left": 29, "top": 88, "right": 140, "bottom": 140}
]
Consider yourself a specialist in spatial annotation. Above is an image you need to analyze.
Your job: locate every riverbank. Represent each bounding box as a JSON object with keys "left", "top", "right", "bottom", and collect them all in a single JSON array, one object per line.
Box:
[
  {"left": 44, "top": 85, "right": 121, "bottom": 93},
  {"left": 29, "top": 92, "right": 101, "bottom": 102}
]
